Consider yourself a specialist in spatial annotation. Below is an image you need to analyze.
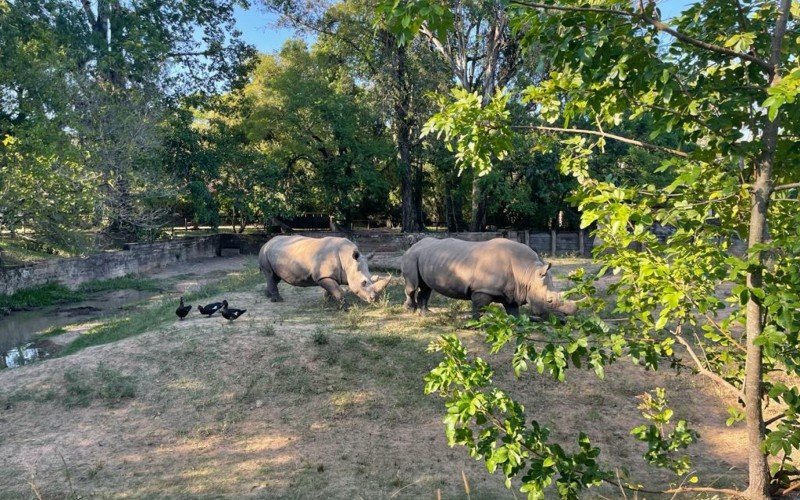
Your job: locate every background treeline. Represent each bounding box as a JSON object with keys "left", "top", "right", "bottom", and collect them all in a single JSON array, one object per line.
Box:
[{"left": 0, "top": 0, "right": 672, "bottom": 255}]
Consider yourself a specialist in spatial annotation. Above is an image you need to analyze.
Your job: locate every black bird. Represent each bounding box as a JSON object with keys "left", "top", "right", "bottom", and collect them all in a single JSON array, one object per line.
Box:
[
  {"left": 220, "top": 300, "right": 246, "bottom": 321},
  {"left": 175, "top": 296, "right": 192, "bottom": 320},
  {"left": 198, "top": 302, "right": 224, "bottom": 317}
]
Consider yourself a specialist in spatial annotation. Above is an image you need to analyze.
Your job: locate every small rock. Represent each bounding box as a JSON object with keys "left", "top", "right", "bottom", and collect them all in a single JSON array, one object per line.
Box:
[{"left": 255, "top": 400, "right": 264, "bottom": 408}]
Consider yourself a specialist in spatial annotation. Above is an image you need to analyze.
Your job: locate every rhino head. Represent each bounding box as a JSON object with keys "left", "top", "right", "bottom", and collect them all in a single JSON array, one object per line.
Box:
[
  {"left": 342, "top": 249, "right": 391, "bottom": 303},
  {"left": 526, "top": 262, "right": 578, "bottom": 317}
]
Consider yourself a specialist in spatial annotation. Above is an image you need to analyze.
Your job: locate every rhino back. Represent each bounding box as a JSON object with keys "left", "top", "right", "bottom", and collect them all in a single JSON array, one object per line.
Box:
[
  {"left": 416, "top": 238, "right": 526, "bottom": 300},
  {"left": 263, "top": 236, "right": 347, "bottom": 286}
]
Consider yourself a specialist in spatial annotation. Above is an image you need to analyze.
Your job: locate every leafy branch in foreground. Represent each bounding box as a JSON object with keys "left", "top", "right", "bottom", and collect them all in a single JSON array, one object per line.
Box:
[{"left": 424, "top": 306, "right": 703, "bottom": 499}]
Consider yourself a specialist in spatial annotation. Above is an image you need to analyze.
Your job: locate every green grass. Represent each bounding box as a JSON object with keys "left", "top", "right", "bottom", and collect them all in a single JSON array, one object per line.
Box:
[
  {"left": 41, "top": 326, "right": 68, "bottom": 337},
  {"left": 61, "top": 267, "right": 263, "bottom": 356},
  {"left": 0, "top": 275, "right": 161, "bottom": 311},
  {"left": 312, "top": 327, "right": 329, "bottom": 345},
  {"left": 0, "top": 282, "right": 78, "bottom": 310}
]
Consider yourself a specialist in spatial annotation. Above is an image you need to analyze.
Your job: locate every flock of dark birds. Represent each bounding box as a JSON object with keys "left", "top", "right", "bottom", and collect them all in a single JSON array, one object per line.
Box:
[{"left": 175, "top": 297, "right": 247, "bottom": 322}]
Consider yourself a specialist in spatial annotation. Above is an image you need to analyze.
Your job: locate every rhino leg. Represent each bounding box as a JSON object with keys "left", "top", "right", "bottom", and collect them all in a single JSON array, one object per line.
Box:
[
  {"left": 319, "top": 278, "right": 349, "bottom": 310},
  {"left": 259, "top": 256, "right": 283, "bottom": 302},
  {"left": 403, "top": 285, "right": 417, "bottom": 312},
  {"left": 266, "top": 274, "right": 283, "bottom": 302},
  {"left": 416, "top": 282, "right": 432, "bottom": 316},
  {"left": 471, "top": 292, "right": 494, "bottom": 320}
]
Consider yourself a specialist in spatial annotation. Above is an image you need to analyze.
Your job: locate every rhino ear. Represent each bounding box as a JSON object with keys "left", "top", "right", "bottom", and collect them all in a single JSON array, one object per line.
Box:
[
  {"left": 352, "top": 250, "right": 360, "bottom": 261},
  {"left": 540, "top": 262, "right": 552, "bottom": 276},
  {"left": 366, "top": 251, "right": 375, "bottom": 261}
]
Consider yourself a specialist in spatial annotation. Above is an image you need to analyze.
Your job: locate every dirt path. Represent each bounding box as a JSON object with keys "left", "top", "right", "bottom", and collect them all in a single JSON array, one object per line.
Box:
[{"left": 0, "top": 257, "right": 748, "bottom": 498}]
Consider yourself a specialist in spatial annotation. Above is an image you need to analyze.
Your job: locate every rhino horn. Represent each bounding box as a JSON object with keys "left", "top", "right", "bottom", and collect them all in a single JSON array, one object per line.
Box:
[{"left": 372, "top": 276, "right": 391, "bottom": 294}]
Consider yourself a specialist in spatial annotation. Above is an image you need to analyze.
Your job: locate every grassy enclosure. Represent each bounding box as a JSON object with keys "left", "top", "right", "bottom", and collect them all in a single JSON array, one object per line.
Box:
[{"left": 0, "top": 256, "right": 749, "bottom": 498}]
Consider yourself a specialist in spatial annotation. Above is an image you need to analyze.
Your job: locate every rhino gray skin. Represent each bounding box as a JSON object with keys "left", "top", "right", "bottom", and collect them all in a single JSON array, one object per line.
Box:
[
  {"left": 259, "top": 235, "right": 390, "bottom": 307},
  {"left": 401, "top": 237, "right": 578, "bottom": 319}
]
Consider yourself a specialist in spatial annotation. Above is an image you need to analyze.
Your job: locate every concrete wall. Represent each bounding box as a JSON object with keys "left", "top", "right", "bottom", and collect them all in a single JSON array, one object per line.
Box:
[{"left": 0, "top": 236, "right": 218, "bottom": 296}]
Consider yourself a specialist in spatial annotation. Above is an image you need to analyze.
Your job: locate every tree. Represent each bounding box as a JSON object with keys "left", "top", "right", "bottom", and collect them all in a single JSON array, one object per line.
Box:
[
  {"left": 163, "top": 108, "right": 222, "bottom": 229},
  {"left": 1, "top": 0, "right": 255, "bottom": 245},
  {"left": 0, "top": 0, "right": 98, "bottom": 251},
  {"left": 0, "top": 135, "right": 98, "bottom": 252},
  {"left": 72, "top": 0, "right": 253, "bottom": 96},
  {"left": 240, "top": 43, "right": 394, "bottom": 226},
  {"left": 264, "top": 0, "right": 450, "bottom": 232},
  {"left": 381, "top": 0, "right": 524, "bottom": 230},
  {"left": 391, "top": 0, "right": 800, "bottom": 497}
]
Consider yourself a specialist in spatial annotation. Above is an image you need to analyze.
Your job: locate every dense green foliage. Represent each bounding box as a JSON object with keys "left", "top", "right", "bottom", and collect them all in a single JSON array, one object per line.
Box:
[
  {"left": 0, "top": 0, "right": 253, "bottom": 249},
  {"left": 387, "top": 0, "right": 800, "bottom": 498},
  {"left": 1, "top": 0, "right": 640, "bottom": 258}
]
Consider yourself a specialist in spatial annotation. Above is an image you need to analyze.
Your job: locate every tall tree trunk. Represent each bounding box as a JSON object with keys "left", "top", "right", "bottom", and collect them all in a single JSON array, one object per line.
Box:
[
  {"left": 469, "top": 179, "right": 486, "bottom": 231},
  {"left": 445, "top": 172, "right": 467, "bottom": 232},
  {"left": 744, "top": 2, "right": 790, "bottom": 497},
  {"left": 393, "top": 42, "right": 423, "bottom": 233},
  {"left": 744, "top": 140, "right": 772, "bottom": 500},
  {"left": 413, "top": 160, "right": 425, "bottom": 230},
  {"left": 468, "top": 6, "right": 505, "bottom": 233}
]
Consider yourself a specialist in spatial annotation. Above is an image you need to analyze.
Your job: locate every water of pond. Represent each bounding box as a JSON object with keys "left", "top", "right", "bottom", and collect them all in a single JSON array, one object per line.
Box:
[{"left": 0, "top": 289, "right": 161, "bottom": 365}]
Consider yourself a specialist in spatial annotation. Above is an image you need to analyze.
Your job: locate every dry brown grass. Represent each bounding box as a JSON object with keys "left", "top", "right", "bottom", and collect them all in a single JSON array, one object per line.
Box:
[{"left": 0, "top": 256, "right": 749, "bottom": 498}]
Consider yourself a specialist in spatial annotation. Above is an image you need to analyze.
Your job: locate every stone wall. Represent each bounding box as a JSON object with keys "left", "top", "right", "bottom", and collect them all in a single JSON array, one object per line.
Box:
[
  {"left": 0, "top": 236, "right": 218, "bottom": 296},
  {"left": 1, "top": 230, "right": 592, "bottom": 296}
]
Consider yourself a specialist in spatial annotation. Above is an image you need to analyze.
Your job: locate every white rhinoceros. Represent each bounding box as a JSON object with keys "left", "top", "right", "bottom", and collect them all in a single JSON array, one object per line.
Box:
[
  {"left": 401, "top": 237, "right": 578, "bottom": 319},
  {"left": 259, "top": 235, "right": 390, "bottom": 308}
]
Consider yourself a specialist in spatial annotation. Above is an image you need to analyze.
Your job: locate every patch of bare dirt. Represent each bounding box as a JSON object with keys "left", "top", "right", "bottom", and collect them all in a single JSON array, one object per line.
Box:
[
  {"left": 151, "top": 255, "right": 253, "bottom": 294},
  {"left": 0, "top": 257, "right": 749, "bottom": 498}
]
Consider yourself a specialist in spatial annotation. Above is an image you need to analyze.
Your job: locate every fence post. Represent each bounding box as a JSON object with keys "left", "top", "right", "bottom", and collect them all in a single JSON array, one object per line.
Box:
[
  {"left": 578, "top": 229, "right": 585, "bottom": 256},
  {"left": 550, "top": 229, "right": 557, "bottom": 256}
]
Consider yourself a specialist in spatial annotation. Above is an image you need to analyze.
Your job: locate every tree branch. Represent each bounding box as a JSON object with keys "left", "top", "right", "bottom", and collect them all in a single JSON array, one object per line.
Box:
[
  {"left": 764, "top": 413, "right": 785, "bottom": 426},
  {"left": 507, "top": 0, "right": 772, "bottom": 74},
  {"left": 81, "top": 0, "right": 97, "bottom": 26},
  {"left": 280, "top": 11, "right": 380, "bottom": 76},
  {"left": 674, "top": 333, "right": 743, "bottom": 405},
  {"left": 603, "top": 479, "right": 745, "bottom": 497},
  {"left": 419, "top": 24, "right": 460, "bottom": 84},
  {"left": 772, "top": 182, "right": 800, "bottom": 193},
  {"left": 512, "top": 124, "right": 689, "bottom": 158},
  {"left": 664, "top": 486, "right": 745, "bottom": 497}
]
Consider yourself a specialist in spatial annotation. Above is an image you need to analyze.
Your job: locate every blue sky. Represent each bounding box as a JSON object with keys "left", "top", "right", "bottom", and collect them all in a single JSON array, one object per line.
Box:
[
  {"left": 233, "top": 5, "right": 300, "bottom": 54},
  {"left": 233, "top": 0, "right": 697, "bottom": 54}
]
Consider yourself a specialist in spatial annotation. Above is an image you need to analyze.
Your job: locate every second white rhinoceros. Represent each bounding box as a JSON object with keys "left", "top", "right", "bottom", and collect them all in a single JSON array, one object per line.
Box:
[
  {"left": 401, "top": 237, "right": 578, "bottom": 319},
  {"left": 259, "top": 235, "right": 390, "bottom": 307}
]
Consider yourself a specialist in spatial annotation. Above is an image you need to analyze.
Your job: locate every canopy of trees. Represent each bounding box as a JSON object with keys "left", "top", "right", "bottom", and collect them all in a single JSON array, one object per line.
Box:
[{"left": 1, "top": 0, "right": 649, "bottom": 255}]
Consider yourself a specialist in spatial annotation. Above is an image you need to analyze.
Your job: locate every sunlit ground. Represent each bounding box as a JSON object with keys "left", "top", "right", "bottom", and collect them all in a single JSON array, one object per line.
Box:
[{"left": 0, "top": 256, "right": 748, "bottom": 498}]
